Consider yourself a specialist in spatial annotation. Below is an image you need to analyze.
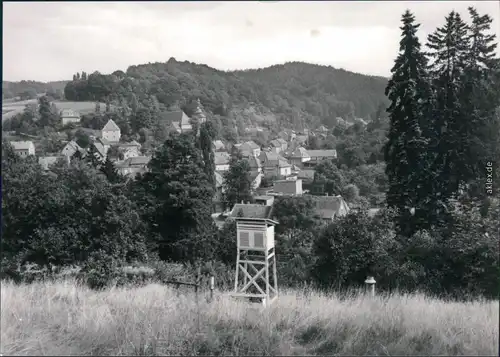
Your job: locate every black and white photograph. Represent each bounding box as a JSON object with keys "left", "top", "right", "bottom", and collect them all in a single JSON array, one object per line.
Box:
[{"left": 2, "top": 1, "right": 499, "bottom": 355}]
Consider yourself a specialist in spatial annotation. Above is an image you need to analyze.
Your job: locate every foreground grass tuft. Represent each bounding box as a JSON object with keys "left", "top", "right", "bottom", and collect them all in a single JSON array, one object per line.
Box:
[{"left": 1, "top": 280, "right": 498, "bottom": 355}]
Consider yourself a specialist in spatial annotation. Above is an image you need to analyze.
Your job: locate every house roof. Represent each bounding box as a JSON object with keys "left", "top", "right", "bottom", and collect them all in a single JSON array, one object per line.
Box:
[
  {"left": 270, "top": 139, "right": 287, "bottom": 148},
  {"left": 290, "top": 147, "right": 310, "bottom": 159},
  {"left": 238, "top": 140, "right": 260, "bottom": 154},
  {"left": 254, "top": 195, "right": 274, "bottom": 201},
  {"left": 249, "top": 171, "right": 261, "bottom": 183},
  {"left": 313, "top": 195, "right": 349, "bottom": 219},
  {"left": 127, "top": 156, "right": 151, "bottom": 166},
  {"left": 212, "top": 140, "right": 225, "bottom": 150},
  {"left": 10, "top": 141, "right": 34, "bottom": 150},
  {"left": 307, "top": 150, "right": 337, "bottom": 159},
  {"left": 65, "top": 140, "right": 82, "bottom": 151},
  {"left": 295, "top": 135, "right": 308, "bottom": 143},
  {"left": 297, "top": 169, "right": 316, "bottom": 180},
  {"left": 245, "top": 155, "right": 262, "bottom": 169},
  {"left": 230, "top": 203, "right": 273, "bottom": 219},
  {"left": 60, "top": 109, "right": 80, "bottom": 118},
  {"left": 102, "top": 119, "right": 120, "bottom": 132},
  {"left": 38, "top": 156, "right": 63, "bottom": 170},
  {"left": 171, "top": 121, "right": 181, "bottom": 132},
  {"left": 317, "top": 125, "right": 328, "bottom": 132},
  {"left": 368, "top": 208, "right": 381, "bottom": 217},
  {"left": 163, "top": 110, "right": 191, "bottom": 124},
  {"left": 215, "top": 171, "right": 224, "bottom": 188},
  {"left": 118, "top": 140, "right": 141, "bottom": 148},
  {"left": 214, "top": 151, "right": 230, "bottom": 166},
  {"left": 98, "top": 137, "right": 112, "bottom": 146},
  {"left": 260, "top": 151, "right": 291, "bottom": 168},
  {"left": 93, "top": 142, "right": 107, "bottom": 157}
]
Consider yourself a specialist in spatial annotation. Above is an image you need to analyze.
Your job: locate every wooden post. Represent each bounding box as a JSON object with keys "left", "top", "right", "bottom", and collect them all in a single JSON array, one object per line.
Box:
[{"left": 365, "top": 276, "right": 376, "bottom": 297}]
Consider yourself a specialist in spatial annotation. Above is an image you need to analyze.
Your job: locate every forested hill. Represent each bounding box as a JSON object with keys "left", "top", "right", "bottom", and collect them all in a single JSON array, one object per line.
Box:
[
  {"left": 2, "top": 80, "right": 68, "bottom": 100},
  {"left": 3, "top": 59, "right": 389, "bottom": 129}
]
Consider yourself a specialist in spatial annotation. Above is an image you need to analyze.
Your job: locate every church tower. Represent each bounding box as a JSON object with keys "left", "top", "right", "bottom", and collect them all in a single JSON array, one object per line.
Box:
[{"left": 192, "top": 99, "right": 207, "bottom": 126}]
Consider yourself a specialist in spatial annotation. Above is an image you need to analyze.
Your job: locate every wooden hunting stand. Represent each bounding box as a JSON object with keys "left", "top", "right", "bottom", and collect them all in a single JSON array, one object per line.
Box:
[{"left": 232, "top": 215, "right": 279, "bottom": 306}]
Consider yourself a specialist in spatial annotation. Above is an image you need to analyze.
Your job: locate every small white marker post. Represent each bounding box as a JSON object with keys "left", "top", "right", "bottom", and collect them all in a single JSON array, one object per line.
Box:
[
  {"left": 365, "top": 276, "right": 376, "bottom": 297},
  {"left": 209, "top": 275, "right": 215, "bottom": 302}
]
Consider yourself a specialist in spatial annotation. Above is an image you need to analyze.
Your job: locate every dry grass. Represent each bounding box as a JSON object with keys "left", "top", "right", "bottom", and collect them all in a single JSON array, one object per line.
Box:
[{"left": 1, "top": 280, "right": 498, "bottom": 356}]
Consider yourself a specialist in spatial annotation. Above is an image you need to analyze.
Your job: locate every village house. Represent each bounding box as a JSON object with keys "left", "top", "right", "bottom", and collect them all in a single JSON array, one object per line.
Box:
[
  {"left": 115, "top": 156, "right": 151, "bottom": 178},
  {"left": 38, "top": 155, "right": 69, "bottom": 171},
  {"left": 213, "top": 171, "right": 226, "bottom": 213},
  {"left": 229, "top": 200, "right": 274, "bottom": 220},
  {"left": 293, "top": 134, "right": 309, "bottom": 147},
  {"left": 254, "top": 195, "right": 275, "bottom": 206},
  {"left": 288, "top": 146, "right": 311, "bottom": 168},
  {"left": 244, "top": 126, "right": 264, "bottom": 135},
  {"left": 96, "top": 137, "right": 112, "bottom": 154},
  {"left": 101, "top": 119, "right": 121, "bottom": 142},
  {"left": 277, "top": 129, "right": 296, "bottom": 142},
  {"left": 245, "top": 155, "right": 262, "bottom": 174},
  {"left": 212, "top": 140, "right": 226, "bottom": 152},
  {"left": 214, "top": 151, "right": 231, "bottom": 172},
  {"left": 297, "top": 169, "right": 316, "bottom": 185},
  {"left": 259, "top": 151, "right": 292, "bottom": 179},
  {"left": 234, "top": 141, "right": 261, "bottom": 158},
  {"left": 92, "top": 142, "right": 107, "bottom": 162},
  {"left": 354, "top": 117, "right": 368, "bottom": 126},
  {"left": 316, "top": 125, "right": 329, "bottom": 134},
  {"left": 313, "top": 194, "right": 350, "bottom": 222},
  {"left": 303, "top": 150, "right": 337, "bottom": 167},
  {"left": 10, "top": 141, "right": 35, "bottom": 157},
  {"left": 269, "top": 138, "right": 288, "bottom": 153},
  {"left": 116, "top": 140, "right": 141, "bottom": 160},
  {"left": 272, "top": 179, "right": 303, "bottom": 196},
  {"left": 61, "top": 140, "right": 85, "bottom": 159},
  {"left": 60, "top": 109, "right": 81, "bottom": 126},
  {"left": 166, "top": 110, "right": 192, "bottom": 133},
  {"left": 250, "top": 171, "right": 263, "bottom": 190}
]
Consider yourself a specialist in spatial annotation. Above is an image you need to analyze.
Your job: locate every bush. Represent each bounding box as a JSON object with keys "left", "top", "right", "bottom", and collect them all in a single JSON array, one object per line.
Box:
[
  {"left": 312, "top": 210, "right": 398, "bottom": 292},
  {"left": 81, "top": 251, "right": 120, "bottom": 290}
]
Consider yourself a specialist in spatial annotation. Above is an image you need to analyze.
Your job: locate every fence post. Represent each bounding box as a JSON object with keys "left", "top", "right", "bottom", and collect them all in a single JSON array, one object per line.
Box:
[
  {"left": 365, "top": 276, "right": 376, "bottom": 297},
  {"left": 209, "top": 275, "right": 215, "bottom": 302}
]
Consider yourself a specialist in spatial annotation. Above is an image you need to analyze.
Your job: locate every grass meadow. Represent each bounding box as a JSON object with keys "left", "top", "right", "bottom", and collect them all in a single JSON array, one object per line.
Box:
[
  {"left": 2, "top": 100, "right": 110, "bottom": 121},
  {"left": 1, "top": 279, "right": 498, "bottom": 356}
]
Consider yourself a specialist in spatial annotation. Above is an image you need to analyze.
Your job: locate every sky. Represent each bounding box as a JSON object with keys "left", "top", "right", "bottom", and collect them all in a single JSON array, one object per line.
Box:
[{"left": 3, "top": 1, "right": 500, "bottom": 82}]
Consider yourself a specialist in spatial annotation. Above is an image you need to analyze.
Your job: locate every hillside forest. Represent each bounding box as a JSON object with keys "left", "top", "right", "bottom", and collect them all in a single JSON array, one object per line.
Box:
[{"left": 2, "top": 7, "right": 499, "bottom": 299}]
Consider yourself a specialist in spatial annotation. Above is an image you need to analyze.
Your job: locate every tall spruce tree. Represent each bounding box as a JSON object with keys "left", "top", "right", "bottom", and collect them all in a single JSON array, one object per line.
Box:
[
  {"left": 457, "top": 8, "right": 500, "bottom": 200},
  {"left": 384, "top": 10, "right": 432, "bottom": 236},
  {"left": 426, "top": 11, "right": 470, "bottom": 203}
]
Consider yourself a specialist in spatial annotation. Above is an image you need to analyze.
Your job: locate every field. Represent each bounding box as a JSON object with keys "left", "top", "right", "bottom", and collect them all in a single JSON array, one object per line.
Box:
[
  {"left": 1, "top": 280, "right": 498, "bottom": 356},
  {"left": 2, "top": 100, "right": 109, "bottom": 121}
]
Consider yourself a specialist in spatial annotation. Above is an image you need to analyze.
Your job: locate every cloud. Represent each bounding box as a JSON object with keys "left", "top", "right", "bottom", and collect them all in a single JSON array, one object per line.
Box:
[{"left": 3, "top": 1, "right": 499, "bottom": 81}]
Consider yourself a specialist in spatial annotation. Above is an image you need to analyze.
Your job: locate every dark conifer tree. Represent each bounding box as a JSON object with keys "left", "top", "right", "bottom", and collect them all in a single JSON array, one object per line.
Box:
[
  {"left": 100, "top": 157, "right": 121, "bottom": 183},
  {"left": 199, "top": 121, "right": 217, "bottom": 193},
  {"left": 456, "top": 8, "right": 500, "bottom": 200},
  {"left": 426, "top": 11, "right": 470, "bottom": 204},
  {"left": 384, "top": 10, "right": 432, "bottom": 236}
]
